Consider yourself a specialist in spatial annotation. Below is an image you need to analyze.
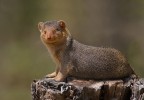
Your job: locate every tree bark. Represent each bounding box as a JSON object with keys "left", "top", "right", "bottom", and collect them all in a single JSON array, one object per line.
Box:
[{"left": 31, "top": 77, "right": 144, "bottom": 100}]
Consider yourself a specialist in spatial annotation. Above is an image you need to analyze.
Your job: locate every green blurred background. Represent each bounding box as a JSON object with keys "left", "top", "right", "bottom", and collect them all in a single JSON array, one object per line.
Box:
[{"left": 0, "top": 0, "right": 144, "bottom": 100}]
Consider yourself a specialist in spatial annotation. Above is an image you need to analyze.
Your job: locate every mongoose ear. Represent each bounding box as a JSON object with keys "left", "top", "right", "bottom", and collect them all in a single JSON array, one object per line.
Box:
[
  {"left": 58, "top": 20, "right": 66, "bottom": 29},
  {"left": 38, "top": 22, "right": 44, "bottom": 32}
]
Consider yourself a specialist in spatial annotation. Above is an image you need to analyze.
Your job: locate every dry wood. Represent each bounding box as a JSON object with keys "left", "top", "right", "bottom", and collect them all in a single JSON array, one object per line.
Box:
[{"left": 31, "top": 77, "right": 144, "bottom": 100}]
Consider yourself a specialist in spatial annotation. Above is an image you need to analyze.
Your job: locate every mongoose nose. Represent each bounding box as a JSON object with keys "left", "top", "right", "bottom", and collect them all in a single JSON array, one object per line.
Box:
[
  {"left": 46, "top": 35, "right": 51, "bottom": 40},
  {"left": 46, "top": 33, "right": 53, "bottom": 40},
  {"left": 43, "top": 31, "right": 52, "bottom": 40}
]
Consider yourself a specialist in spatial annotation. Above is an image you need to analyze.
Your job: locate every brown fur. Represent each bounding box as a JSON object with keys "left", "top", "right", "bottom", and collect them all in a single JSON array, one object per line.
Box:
[{"left": 38, "top": 20, "right": 135, "bottom": 81}]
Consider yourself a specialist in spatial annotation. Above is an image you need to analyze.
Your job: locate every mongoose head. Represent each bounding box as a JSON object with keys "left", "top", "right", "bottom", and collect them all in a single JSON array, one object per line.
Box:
[{"left": 38, "top": 20, "right": 70, "bottom": 45}]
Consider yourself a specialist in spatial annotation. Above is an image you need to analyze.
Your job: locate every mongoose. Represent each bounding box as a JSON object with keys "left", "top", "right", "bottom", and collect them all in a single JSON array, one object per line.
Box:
[{"left": 38, "top": 20, "right": 135, "bottom": 82}]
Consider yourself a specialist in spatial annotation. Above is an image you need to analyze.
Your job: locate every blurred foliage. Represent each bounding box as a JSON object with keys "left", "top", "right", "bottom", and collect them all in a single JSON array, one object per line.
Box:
[{"left": 0, "top": 0, "right": 144, "bottom": 100}]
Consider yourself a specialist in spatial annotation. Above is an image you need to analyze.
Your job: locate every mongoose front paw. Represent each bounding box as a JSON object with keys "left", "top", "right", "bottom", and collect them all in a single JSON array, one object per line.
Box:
[
  {"left": 45, "top": 72, "right": 57, "bottom": 78},
  {"left": 54, "top": 76, "right": 65, "bottom": 82}
]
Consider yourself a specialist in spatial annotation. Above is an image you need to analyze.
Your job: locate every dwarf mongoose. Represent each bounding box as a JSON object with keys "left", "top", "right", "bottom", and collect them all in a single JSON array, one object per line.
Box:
[{"left": 38, "top": 20, "right": 135, "bottom": 82}]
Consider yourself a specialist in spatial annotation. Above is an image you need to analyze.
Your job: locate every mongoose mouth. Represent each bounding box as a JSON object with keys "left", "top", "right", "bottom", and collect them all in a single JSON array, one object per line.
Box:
[
  {"left": 41, "top": 35, "right": 58, "bottom": 43},
  {"left": 41, "top": 33, "right": 66, "bottom": 44}
]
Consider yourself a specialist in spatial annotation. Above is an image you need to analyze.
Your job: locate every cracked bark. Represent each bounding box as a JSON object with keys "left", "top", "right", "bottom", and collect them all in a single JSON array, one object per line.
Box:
[{"left": 31, "top": 77, "right": 144, "bottom": 100}]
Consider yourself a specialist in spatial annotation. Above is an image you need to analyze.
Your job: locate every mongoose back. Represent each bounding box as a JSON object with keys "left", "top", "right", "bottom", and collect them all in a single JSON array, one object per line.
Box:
[{"left": 38, "top": 20, "right": 135, "bottom": 82}]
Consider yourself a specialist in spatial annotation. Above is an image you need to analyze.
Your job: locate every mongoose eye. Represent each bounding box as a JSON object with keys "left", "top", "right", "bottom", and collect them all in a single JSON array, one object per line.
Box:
[
  {"left": 43, "top": 31, "right": 46, "bottom": 35},
  {"left": 56, "top": 28, "right": 61, "bottom": 31}
]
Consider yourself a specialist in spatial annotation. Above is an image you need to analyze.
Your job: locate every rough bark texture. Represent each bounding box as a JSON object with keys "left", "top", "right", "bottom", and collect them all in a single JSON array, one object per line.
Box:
[{"left": 31, "top": 77, "right": 144, "bottom": 100}]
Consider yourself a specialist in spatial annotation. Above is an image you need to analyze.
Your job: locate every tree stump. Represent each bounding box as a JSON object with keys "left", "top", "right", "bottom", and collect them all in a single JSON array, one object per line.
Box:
[{"left": 31, "top": 77, "right": 144, "bottom": 100}]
